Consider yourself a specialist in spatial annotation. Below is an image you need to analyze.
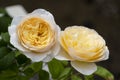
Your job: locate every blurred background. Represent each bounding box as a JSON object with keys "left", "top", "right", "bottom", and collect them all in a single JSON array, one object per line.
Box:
[{"left": 0, "top": 0, "right": 120, "bottom": 79}]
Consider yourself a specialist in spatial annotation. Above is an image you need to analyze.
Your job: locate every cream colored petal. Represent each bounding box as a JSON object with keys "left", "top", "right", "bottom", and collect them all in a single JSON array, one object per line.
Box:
[
  {"left": 10, "top": 33, "right": 27, "bottom": 52},
  {"left": 29, "top": 9, "right": 57, "bottom": 31},
  {"left": 71, "top": 61, "right": 97, "bottom": 75},
  {"left": 42, "top": 53, "right": 53, "bottom": 62},
  {"left": 8, "top": 16, "right": 24, "bottom": 36},
  {"left": 42, "top": 42, "right": 60, "bottom": 62},
  {"left": 68, "top": 48, "right": 87, "bottom": 61},
  {"left": 51, "top": 41, "right": 61, "bottom": 56},
  {"left": 8, "top": 25, "right": 17, "bottom": 36},
  {"left": 55, "top": 47, "right": 73, "bottom": 60},
  {"left": 102, "top": 46, "right": 109, "bottom": 60},
  {"left": 23, "top": 51, "right": 51, "bottom": 62},
  {"left": 94, "top": 46, "right": 109, "bottom": 62},
  {"left": 11, "top": 16, "right": 24, "bottom": 25}
]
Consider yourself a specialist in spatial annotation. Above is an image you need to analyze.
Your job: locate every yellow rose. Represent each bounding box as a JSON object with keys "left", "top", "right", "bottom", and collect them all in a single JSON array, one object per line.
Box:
[
  {"left": 56, "top": 26, "right": 109, "bottom": 75},
  {"left": 8, "top": 9, "right": 61, "bottom": 62}
]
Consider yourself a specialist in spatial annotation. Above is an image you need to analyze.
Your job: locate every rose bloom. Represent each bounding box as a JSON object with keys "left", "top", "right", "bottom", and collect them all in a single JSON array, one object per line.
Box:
[
  {"left": 56, "top": 26, "right": 109, "bottom": 75},
  {"left": 8, "top": 9, "right": 61, "bottom": 62}
]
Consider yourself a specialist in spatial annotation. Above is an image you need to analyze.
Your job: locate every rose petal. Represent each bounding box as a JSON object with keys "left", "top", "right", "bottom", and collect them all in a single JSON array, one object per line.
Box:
[
  {"left": 11, "top": 16, "right": 24, "bottom": 25},
  {"left": 10, "top": 33, "right": 27, "bottom": 52},
  {"left": 55, "top": 47, "right": 73, "bottom": 60},
  {"left": 42, "top": 41, "right": 61, "bottom": 62},
  {"left": 29, "top": 9, "right": 57, "bottom": 30},
  {"left": 68, "top": 48, "right": 87, "bottom": 61},
  {"left": 95, "top": 46, "right": 109, "bottom": 62},
  {"left": 102, "top": 46, "right": 109, "bottom": 60},
  {"left": 8, "top": 25, "right": 17, "bottom": 36},
  {"left": 8, "top": 16, "right": 24, "bottom": 36},
  {"left": 71, "top": 61, "right": 97, "bottom": 75},
  {"left": 23, "top": 51, "right": 51, "bottom": 62}
]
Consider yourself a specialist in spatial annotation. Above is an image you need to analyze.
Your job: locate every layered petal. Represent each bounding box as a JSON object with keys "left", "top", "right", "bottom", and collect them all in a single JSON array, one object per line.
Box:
[
  {"left": 23, "top": 51, "right": 50, "bottom": 62},
  {"left": 55, "top": 47, "right": 73, "bottom": 60},
  {"left": 71, "top": 61, "right": 97, "bottom": 75},
  {"left": 43, "top": 41, "right": 61, "bottom": 62}
]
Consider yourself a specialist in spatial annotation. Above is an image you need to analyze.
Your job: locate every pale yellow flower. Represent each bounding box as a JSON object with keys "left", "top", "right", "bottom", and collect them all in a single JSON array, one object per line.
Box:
[
  {"left": 56, "top": 26, "right": 109, "bottom": 75},
  {"left": 8, "top": 9, "right": 61, "bottom": 62}
]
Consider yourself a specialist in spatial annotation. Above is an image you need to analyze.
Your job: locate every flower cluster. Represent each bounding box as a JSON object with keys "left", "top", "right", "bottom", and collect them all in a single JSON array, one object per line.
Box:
[{"left": 8, "top": 9, "right": 109, "bottom": 75}]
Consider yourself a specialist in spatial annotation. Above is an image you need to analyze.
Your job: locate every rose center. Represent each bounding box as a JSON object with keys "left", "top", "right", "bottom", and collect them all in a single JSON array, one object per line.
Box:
[{"left": 17, "top": 17, "right": 55, "bottom": 52}]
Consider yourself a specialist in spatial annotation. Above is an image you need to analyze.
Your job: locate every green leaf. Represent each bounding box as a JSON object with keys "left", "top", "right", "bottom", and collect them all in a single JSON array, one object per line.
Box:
[
  {"left": 0, "top": 69, "right": 17, "bottom": 80},
  {"left": 23, "top": 68, "right": 34, "bottom": 78},
  {"left": 1, "top": 32, "right": 10, "bottom": 43},
  {"left": 0, "top": 8, "right": 9, "bottom": 16},
  {"left": 71, "top": 75, "right": 82, "bottom": 80},
  {"left": 16, "top": 54, "right": 31, "bottom": 65},
  {"left": 0, "top": 39, "right": 7, "bottom": 46},
  {"left": 39, "top": 70, "right": 49, "bottom": 80},
  {"left": 0, "top": 16, "right": 12, "bottom": 33},
  {"left": 61, "top": 60, "right": 69, "bottom": 66},
  {"left": 48, "top": 59, "right": 64, "bottom": 79},
  {"left": 28, "top": 62, "right": 43, "bottom": 72},
  {"left": 0, "top": 47, "right": 11, "bottom": 59},
  {"left": 0, "top": 51, "right": 15, "bottom": 70},
  {"left": 58, "top": 67, "right": 72, "bottom": 80},
  {"left": 23, "top": 61, "right": 43, "bottom": 79},
  {"left": 0, "top": 70, "right": 16, "bottom": 77},
  {"left": 15, "top": 50, "right": 22, "bottom": 57},
  {"left": 94, "top": 66, "right": 114, "bottom": 80},
  {"left": 84, "top": 75, "right": 94, "bottom": 80}
]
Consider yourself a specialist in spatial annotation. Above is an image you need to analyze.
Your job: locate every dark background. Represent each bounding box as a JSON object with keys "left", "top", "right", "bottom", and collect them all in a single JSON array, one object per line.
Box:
[{"left": 0, "top": 0, "right": 120, "bottom": 79}]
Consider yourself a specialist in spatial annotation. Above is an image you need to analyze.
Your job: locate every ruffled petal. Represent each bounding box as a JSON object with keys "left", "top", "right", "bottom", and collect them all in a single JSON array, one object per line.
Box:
[
  {"left": 94, "top": 46, "right": 109, "bottom": 62},
  {"left": 11, "top": 16, "right": 24, "bottom": 26},
  {"left": 28, "top": 9, "right": 57, "bottom": 30},
  {"left": 71, "top": 61, "right": 97, "bottom": 75},
  {"left": 23, "top": 51, "right": 50, "bottom": 62},
  {"left": 68, "top": 48, "right": 87, "bottom": 61},
  {"left": 43, "top": 41, "right": 60, "bottom": 62},
  {"left": 8, "top": 25, "right": 17, "bottom": 36},
  {"left": 55, "top": 47, "right": 73, "bottom": 60},
  {"left": 10, "top": 33, "right": 27, "bottom": 52}
]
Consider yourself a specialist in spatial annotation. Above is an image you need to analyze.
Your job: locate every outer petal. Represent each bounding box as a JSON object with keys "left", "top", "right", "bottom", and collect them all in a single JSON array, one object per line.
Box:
[
  {"left": 10, "top": 33, "right": 27, "bottom": 52},
  {"left": 8, "top": 25, "right": 17, "bottom": 37},
  {"left": 11, "top": 16, "right": 24, "bottom": 26},
  {"left": 8, "top": 16, "right": 24, "bottom": 36},
  {"left": 23, "top": 51, "right": 51, "bottom": 62},
  {"left": 55, "top": 47, "right": 73, "bottom": 60},
  {"left": 71, "top": 61, "right": 97, "bottom": 75},
  {"left": 68, "top": 48, "right": 87, "bottom": 61},
  {"left": 94, "top": 46, "right": 109, "bottom": 62},
  {"left": 28, "top": 9, "right": 57, "bottom": 31},
  {"left": 43, "top": 41, "right": 60, "bottom": 62}
]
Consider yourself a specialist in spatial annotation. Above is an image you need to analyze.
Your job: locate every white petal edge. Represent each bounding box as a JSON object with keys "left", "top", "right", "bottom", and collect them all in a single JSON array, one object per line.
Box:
[
  {"left": 71, "top": 61, "right": 97, "bottom": 75},
  {"left": 101, "top": 46, "right": 109, "bottom": 60},
  {"left": 43, "top": 41, "right": 61, "bottom": 62},
  {"left": 8, "top": 16, "right": 24, "bottom": 36},
  {"left": 8, "top": 25, "right": 17, "bottom": 36},
  {"left": 23, "top": 51, "right": 51, "bottom": 62},
  {"left": 10, "top": 33, "right": 28, "bottom": 52},
  {"left": 28, "top": 9, "right": 58, "bottom": 31},
  {"left": 55, "top": 47, "right": 73, "bottom": 60},
  {"left": 94, "top": 46, "right": 109, "bottom": 62},
  {"left": 11, "top": 16, "right": 24, "bottom": 26}
]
